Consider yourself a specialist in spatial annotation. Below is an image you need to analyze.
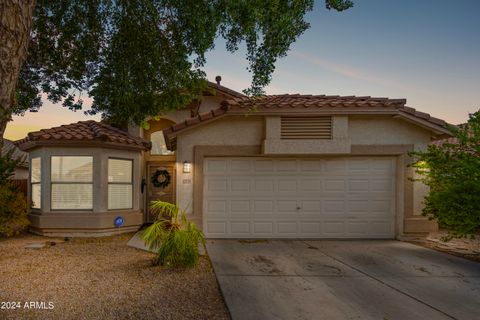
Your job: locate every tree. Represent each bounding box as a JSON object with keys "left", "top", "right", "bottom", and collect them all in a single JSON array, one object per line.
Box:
[
  {"left": 0, "top": 0, "right": 353, "bottom": 149},
  {"left": 411, "top": 110, "right": 480, "bottom": 239}
]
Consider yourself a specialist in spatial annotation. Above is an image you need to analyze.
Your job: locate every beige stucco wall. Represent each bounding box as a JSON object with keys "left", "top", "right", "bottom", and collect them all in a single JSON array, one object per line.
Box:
[{"left": 174, "top": 114, "right": 436, "bottom": 236}]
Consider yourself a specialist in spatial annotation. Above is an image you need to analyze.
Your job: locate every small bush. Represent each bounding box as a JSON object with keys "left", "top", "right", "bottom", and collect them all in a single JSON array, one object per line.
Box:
[
  {"left": 141, "top": 201, "right": 205, "bottom": 267},
  {"left": 0, "top": 184, "right": 30, "bottom": 237}
]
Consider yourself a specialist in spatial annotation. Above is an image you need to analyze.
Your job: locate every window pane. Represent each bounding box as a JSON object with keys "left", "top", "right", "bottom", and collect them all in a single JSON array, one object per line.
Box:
[
  {"left": 108, "top": 185, "right": 132, "bottom": 210},
  {"left": 150, "top": 131, "right": 174, "bottom": 155},
  {"left": 51, "top": 184, "right": 93, "bottom": 210},
  {"left": 108, "top": 159, "right": 132, "bottom": 183},
  {"left": 31, "top": 184, "right": 41, "bottom": 209},
  {"left": 31, "top": 157, "right": 41, "bottom": 182},
  {"left": 51, "top": 156, "right": 93, "bottom": 182}
]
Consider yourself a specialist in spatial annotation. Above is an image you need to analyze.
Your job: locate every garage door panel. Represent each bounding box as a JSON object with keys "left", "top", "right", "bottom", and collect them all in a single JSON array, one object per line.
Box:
[
  {"left": 230, "top": 159, "right": 252, "bottom": 172},
  {"left": 277, "top": 222, "right": 298, "bottom": 234},
  {"left": 253, "top": 222, "right": 274, "bottom": 234},
  {"left": 205, "top": 159, "right": 228, "bottom": 173},
  {"left": 300, "top": 222, "right": 321, "bottom": 234},
  {"left": 254, "top": 159, "right": 275, "bottom": 172},
  {"left": 230, "top": 222, "right": 250, "bottom": 234},
  {"left": 371, "top": 178, "right": 393, "bottom": 191},
  {"left": 278, "top": 179, "right": 297, "bottom": 192},
  {"left": 323, "top": 221, "right": 346, "bottom": 235},
  {"left": 324, "top": 179, "right": 346, "bottom": 191},
  {"left": 206, "top": 179, "right": 228, "bottom": 192},
  {"left": 230, "top": 200, "right": 251, "bottom": 213},
  {"left": 347, "top": 159, "right": 371, "bottom": 171},
  {"left": 300, "top": 160, "right": 322, "bottom": 172},
  {"left": 324, "top": 159, "right": 347, "bottom": 172},
  {"left": 276, "top": 159, "right": 298, "bottom": 171},
  {"left": 231, "top": 179, "right": 251, "bottom": 192},
  {"left": 254, "top": 180, "right": 275, "bottom": 192},
  {"left": 300, "top": 179, "right": 322, "bottom": 192},
  {"left": 347, "top": 221, "right": 370, "bottom": 234},
  {"left": 277, "top": 200, "right": 298, "bottom": 212},
  {"left": 204, "top": 157, "right": 395, "bottom": 239}
]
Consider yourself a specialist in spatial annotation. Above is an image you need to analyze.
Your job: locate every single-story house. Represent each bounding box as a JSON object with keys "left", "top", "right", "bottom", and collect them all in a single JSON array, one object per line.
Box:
[{"left": 17, "top": 81, "right": 452, "bottom": 238}]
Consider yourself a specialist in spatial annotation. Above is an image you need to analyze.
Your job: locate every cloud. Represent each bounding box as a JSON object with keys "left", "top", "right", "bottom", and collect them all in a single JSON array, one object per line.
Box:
[{"left": 291, "top": 50, "right": 409, "bottom": 91}]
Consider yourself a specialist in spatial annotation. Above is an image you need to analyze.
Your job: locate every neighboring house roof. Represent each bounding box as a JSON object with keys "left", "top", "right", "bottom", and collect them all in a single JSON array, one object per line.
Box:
[
  {"left": 206, "top": 81, "right": 245, "bottom": 98},
  {"left": 163, "top": 94, "right": 452, "bottom": 150},
  {"left": 16, "top": 120, "right": 151, "bottom": 151},
  {"left": 1, "top": 139, "right": 28, "bottom": 167},
  {"left": 431, "top": 137, "right": 459, "bottom": 147}
]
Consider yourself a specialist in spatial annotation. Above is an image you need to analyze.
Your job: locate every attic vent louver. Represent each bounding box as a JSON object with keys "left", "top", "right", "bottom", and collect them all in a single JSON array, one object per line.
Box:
[{"left": 281, "top": 116, "right": 332, "bottom": 139}]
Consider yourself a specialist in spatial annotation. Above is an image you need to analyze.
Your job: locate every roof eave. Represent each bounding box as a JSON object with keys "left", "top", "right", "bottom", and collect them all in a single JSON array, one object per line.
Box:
[
  {"left": 393, "top": 113, "right": 452, "bottom": 136},
  {"left": 18, "top": 140, "right": 151, "bottom": 152}
]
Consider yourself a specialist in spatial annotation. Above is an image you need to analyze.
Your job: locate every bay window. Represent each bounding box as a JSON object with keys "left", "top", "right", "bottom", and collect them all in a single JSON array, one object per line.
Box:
[{"left": 108, "top": 158, "right": 133, "bottom": 210}]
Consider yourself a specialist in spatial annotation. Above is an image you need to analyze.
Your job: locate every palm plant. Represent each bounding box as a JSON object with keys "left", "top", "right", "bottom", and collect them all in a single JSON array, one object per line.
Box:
[{"left": 141, "top": 201, "right": 205, "bottom": 267}]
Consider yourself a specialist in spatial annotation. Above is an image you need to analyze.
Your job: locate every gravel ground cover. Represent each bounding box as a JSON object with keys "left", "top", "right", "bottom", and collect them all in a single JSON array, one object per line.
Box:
[{"left": 0, "top": 233, "right": 230, "bottom": 320}]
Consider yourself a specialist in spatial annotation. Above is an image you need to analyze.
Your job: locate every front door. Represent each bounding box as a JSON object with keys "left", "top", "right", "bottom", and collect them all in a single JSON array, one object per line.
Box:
[{"left": 146, "top": 162, "right": 176, "bottom": 222}]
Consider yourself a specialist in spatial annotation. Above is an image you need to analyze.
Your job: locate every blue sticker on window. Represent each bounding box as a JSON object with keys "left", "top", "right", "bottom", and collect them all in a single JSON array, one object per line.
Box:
[{"left": 114, "top": 216, "right": 124, "bottom": 228}]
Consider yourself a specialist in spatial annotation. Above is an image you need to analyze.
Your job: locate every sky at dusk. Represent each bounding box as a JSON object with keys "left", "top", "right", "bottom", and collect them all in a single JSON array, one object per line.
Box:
[{"left": 5, "top": 0, "right": 480, "bottom": 140}]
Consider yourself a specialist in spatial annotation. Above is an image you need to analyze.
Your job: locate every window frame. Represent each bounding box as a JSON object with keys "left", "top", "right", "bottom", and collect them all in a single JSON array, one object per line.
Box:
[
  {"left": 107, "top": 157, "right": 134, "bottom": 210},
  {"left": 30, "top": 157, "right": 41, "bottom": 209},
  {"left": 50, "top": 155, "right": 94, "bottom": 211}
]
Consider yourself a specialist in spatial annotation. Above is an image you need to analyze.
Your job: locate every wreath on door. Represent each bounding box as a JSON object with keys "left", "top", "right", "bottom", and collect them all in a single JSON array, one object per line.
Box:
[{"left": 151, "top": 169, "right": 171, "bottom": 188}]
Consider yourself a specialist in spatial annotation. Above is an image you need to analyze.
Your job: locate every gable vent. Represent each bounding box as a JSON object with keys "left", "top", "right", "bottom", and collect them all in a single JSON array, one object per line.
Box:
[{"left": 281, "top": 116, "right": 332, "bottom": 139}]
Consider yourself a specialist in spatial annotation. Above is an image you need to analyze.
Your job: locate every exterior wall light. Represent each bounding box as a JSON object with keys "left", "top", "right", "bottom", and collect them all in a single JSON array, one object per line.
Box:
[{"left": 183, "top": 161, "right": 192, "bottom": 173}]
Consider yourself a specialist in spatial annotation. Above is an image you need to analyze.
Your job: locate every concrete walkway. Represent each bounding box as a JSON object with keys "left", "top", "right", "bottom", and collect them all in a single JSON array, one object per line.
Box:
[{"left": 206, "top": 240, "right": 480, "bottom": 320}]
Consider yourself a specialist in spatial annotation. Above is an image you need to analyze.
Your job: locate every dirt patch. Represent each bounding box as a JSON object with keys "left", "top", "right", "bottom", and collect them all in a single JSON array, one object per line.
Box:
[
  {"left": 407, "top": 231, "right": 480, "bottom": 263},
  {"left": 238, "top": 239, "right": 269, "bottom": 244},
  {"left": 0, "top": 233, "right": 230, "bottom": 320},
  {"left": 248, "top": 255, "right": 282, "bottom": 274}
]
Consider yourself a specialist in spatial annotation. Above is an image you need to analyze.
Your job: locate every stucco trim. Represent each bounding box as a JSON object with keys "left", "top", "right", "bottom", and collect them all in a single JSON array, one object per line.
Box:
[{"left": 28, "top": 209, "right": 143, "bottom": 230}]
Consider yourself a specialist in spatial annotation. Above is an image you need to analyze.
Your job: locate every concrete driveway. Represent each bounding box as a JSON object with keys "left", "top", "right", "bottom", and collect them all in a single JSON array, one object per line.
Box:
[{"left": 206, "top": 240, "right": 480, "bottom": 320}]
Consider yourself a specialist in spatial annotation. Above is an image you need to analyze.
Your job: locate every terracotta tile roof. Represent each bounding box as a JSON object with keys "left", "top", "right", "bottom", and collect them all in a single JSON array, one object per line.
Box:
[
  {"left": 163, "top": 94, "right": 451, "bottom": 150},
  {"left": 16, "top": 120, "right": 151, "bottom": 151},
  {"left": 223, "top": 94, "right": 408, "bottom": 109},
  {"left": 2, "top": 139, "right": 28, "bottom": 167}
]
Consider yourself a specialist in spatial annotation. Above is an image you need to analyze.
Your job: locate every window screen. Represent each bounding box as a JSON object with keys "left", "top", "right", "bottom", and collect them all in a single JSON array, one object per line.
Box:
[
  {"left": 108, "top": 159, "right": 133, "bottom": 210},
  {"left": 31, "top": 157, "right": 41, "bottom": 209}
]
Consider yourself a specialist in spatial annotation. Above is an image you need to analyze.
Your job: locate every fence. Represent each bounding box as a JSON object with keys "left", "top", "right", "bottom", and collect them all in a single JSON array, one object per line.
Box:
[{"left": 9, "top": 179, "right": 28, "bottom": 196}]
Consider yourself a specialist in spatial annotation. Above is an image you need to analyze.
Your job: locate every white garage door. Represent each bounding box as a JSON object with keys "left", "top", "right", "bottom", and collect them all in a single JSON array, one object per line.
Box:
[{"left": 203, "top": 157, "right": 396, "bottom": 239}]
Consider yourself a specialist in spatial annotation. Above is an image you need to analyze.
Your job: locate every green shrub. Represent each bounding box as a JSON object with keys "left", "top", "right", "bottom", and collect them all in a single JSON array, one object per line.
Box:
[
  {"left": 411, "top": 110, "right": 480, "bottom": 239},
  {"left": 0, "top": 184, "right": 30, "bottom": 237},
  {"left": 141, "top": 201, "right": 205, "bottom": 267},
  {"left": 0, "top": 149, "right": 20, "bottom": 185}
]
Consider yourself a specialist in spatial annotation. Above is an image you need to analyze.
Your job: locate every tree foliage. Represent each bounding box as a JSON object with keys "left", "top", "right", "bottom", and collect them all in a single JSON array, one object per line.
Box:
[
  {"left": 0, "top": 151, "right": 20, "bottom": 185},
  {"left": 12, "top": 0, "right": 352, "bottom": 126},
  {"left": 411, "top": 111, "right": 480, "bottom": 239},
  {"left": 0, "top": 184, "right": 30, "bottom": 237}
]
